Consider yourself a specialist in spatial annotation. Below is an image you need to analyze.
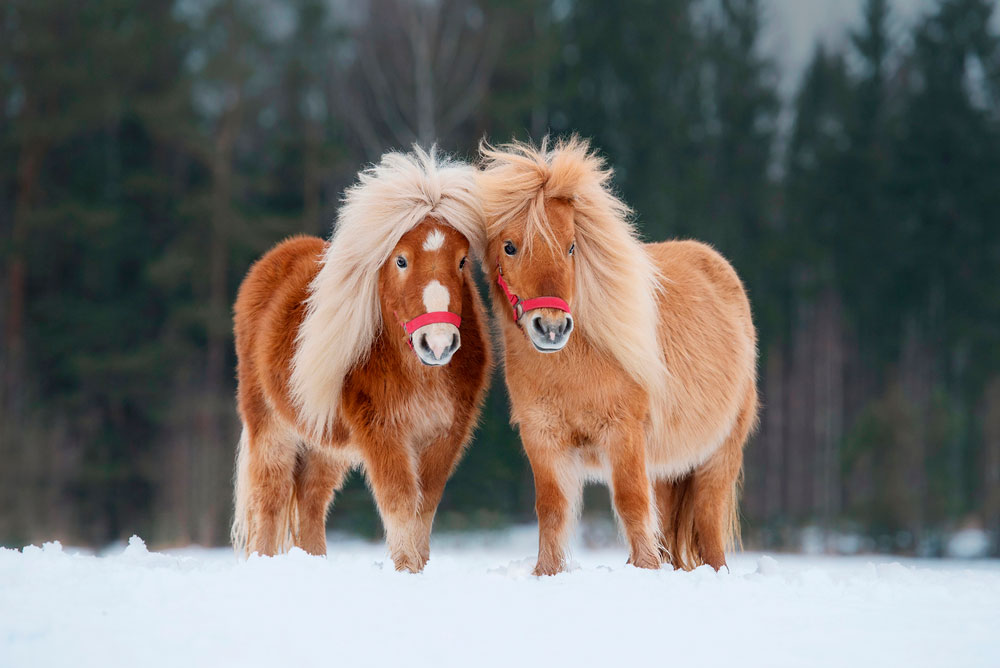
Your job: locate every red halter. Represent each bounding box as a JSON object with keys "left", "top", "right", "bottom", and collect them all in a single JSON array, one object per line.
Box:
[
  {"left": 399, "top": 311, "right": 462, "bottom": 350},
  {"left": 495, "top": 258, "right": 572, "bottom": 323}
]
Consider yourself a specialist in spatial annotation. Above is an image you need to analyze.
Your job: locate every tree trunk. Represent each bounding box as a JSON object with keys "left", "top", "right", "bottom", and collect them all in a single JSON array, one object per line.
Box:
[
  {"left": 981, "top": 378, "right": 1000, "bottom": 556},
  {"left": 763, "top": 344, "right": 786, "bottom": 521},
  {"left": 815, "top": 291, "right": 844, "bottom": 539},
  {"left": 3, "top": 140, "right": 45, "bottom": 413},
  {"left": 303, "top": 119, "right": 322, "bottom": 235},
  {"left": 192, "top": 95, "right": 242, "bottom": 545},
  {"left": 410, "top": 4, "right": 436, "bottom": 146}
]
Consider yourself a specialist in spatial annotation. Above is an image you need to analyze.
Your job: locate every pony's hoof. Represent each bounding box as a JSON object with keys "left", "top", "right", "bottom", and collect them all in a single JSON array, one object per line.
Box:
[
  {"left": 532, "top": 560, "right": 564, "bottom": 577},
  {"left": 393, "top": 554, "right": 424, "bottom": 573},
  {"left": 627, "top": 553, "right": 661, "bottom": 570}
]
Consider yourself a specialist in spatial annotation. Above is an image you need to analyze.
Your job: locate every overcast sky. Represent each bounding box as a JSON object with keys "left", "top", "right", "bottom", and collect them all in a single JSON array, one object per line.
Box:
[{"left": 763, "top": 0, "right": 937, "bottom": 97}]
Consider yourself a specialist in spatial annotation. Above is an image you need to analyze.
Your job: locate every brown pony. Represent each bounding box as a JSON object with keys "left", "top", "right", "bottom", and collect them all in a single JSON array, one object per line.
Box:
[
  {"left": 231, "top": 148, "right": 491, "bottom": 572},
  {"left": 478, "top": 137, "right": 758, "bottom": 575}
]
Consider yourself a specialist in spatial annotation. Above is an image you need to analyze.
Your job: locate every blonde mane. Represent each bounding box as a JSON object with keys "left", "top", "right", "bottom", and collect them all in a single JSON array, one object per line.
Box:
[
  {"left": 478, "top": 136, "right": 669, "bottom": 413},
  {"left": 291, "top": 146, "right": 485, "bottom": 439}
]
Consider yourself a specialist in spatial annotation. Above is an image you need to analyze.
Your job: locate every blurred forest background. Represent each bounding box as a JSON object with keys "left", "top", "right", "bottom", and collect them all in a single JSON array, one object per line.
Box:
[{"left": 2, "top": 0, "right": 999, "bottom": 556}]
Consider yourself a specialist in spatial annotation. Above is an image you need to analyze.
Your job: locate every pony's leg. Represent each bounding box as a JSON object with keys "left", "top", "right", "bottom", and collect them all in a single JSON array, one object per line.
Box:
[
  {"left": 292, "top": 447, "right": 351, "bottom": 556},
  {"left": 691, "top": 389, "right": 756, "bottom": 570},
  {"left": 523, "top": 431, "right": 583, "bottom": 576},
  {"left": 653, "top": 476, "right": 695, "bottom": 569},
  {"left": 414, "top": 430, "right": 466, "bottom": 568},
  {"left": 690, "top": 449, "right": 743, "bottom": 570},
  {"left": 246, "top": 422, "right": 300, "bottom": 556},
  {"left": 359, "top": 431, "right": 423, "bottom": 573},
  {"left": 607, "top": 421, "right": 660, "bottom": 570},
  {"left": 653, "top": 478, "right": 678, "bottom": 565}
]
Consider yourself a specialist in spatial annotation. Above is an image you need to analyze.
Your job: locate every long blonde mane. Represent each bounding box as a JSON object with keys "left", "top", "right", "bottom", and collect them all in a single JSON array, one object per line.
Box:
[
  {"left": 478, "top": 136, "right": 669, "bottom": 414},
  {"left": 291, "top": 146, "right": 485, "bottom": 439}
]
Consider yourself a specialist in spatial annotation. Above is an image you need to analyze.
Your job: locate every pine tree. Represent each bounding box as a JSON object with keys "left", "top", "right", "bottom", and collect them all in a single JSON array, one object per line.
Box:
[{"left": 895, "top": 0, "right": 1000, "bottom": 532}]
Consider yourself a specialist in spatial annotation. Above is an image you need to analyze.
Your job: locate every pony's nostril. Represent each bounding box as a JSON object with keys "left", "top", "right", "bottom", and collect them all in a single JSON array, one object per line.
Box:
[
  {"left": 419, "top": 335, "right": 433, "bottom": 356},
  {"left": 532, "top": 316, "right": 546, "bottom": 336},
  {"left": 447, "top": 334, "right": 459, "bottom": 353}
]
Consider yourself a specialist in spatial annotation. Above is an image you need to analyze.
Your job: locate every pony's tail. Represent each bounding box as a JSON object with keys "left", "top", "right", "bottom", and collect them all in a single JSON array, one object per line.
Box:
[
  {"left": 231, "top": 427, "right": 300, "bottom": 557},
  {"left": 661, "top": 470, "right": 743, "bottom": 571}
]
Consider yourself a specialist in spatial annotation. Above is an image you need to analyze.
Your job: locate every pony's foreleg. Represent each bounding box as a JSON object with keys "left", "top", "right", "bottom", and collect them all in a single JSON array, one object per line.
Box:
[
  {"left": 414, "top": 430, "right": 467, "bottom": 568},
  {"left": 292, "top": 446, "right": 351, "bottom": 556},
  {"left": 607, "top": 421, "right": 661, "bottom": 570},
  {"left": 523, "top": 431, "right": 583, "bottom": 576},
  {"left": 359, "top": 432, "right": 423, "bottom": 573}
]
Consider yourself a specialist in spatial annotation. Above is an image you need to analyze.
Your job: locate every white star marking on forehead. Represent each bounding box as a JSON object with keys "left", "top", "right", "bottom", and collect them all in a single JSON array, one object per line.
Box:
[{"left": 423, "top": 228, "right": 445, "bottom": 251}]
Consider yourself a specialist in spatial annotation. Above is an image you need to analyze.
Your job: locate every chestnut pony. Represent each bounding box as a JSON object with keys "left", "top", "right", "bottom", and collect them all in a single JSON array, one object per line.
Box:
[
  {"left": 231, "top": 148, "right": 491, "bottom": 572},
  {"left": 478, "top": 137, "right": 758, "bottom": 575}
]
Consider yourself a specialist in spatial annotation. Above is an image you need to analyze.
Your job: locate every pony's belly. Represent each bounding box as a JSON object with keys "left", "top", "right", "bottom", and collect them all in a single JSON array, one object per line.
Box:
[
  {"left": 645, "top": 410, "right": 739, "bottom": 480},
  {"left": 573, "top": 430, "right": 726, "bottom": 483}
]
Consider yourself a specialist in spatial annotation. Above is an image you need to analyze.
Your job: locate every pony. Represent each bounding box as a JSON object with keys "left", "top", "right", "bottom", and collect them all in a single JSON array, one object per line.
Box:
[
  {"left": 477, "top": 137, "right": 758, "bottom": 575},
  {"left": 231, "top": 147, "right": 491, "bottom": 572}
]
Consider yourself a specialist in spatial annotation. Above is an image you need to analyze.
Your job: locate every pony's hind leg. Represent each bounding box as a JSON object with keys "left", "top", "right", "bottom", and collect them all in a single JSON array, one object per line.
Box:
[
  {"left": 292, "top": 446, "right": 351, "bottom": 556},
  {"left": 244, "top": 421, "right": 300, "bottom": 556},
  {"left": 653, "top": 476, "right": 692, "bottom": 568},
  {"left": 690, "top": 448, "right": 742, "bottom": 570},
  {"left": 690, "top": 389, "right": 756, "bottom": 570}
]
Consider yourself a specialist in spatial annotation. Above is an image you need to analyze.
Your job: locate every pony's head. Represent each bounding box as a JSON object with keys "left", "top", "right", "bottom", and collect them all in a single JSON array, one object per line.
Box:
[
  {"left": 291, "top": 146, "right": 484, "bottom": 439},
  {"left": 379, "top": 219, "right": 470, "bottom": 366},
  {"left": 491, "top": 195, "right": 577, "bottom": 352},
  {"left": 477, "top": 136, "right": 668, "bottom": 388}
]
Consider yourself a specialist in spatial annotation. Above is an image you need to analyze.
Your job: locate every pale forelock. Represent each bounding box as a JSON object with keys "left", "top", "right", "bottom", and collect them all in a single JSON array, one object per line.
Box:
[
  {"left": 290, "top": 146, "right": 485, "bottom": 439},
  {"left": 478, "top": 136, "right": 669, "bottom": 405}
]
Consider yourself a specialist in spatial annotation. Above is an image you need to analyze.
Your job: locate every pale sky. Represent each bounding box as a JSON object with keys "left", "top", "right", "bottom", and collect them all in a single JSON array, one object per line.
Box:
[{"left": 763, "top": 0, "right": 938, "bottom": 98}]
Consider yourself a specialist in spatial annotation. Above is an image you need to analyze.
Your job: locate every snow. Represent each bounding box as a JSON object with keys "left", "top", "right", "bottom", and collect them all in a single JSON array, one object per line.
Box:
[{"left": 3, "top": 528, "right": 999, "bottom": 668}]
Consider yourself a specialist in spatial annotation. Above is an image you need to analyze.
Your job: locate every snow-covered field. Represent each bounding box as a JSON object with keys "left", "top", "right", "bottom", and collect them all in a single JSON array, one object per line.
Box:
[{"left": 3, "top": 527, "right": 999, "bottom": 668}]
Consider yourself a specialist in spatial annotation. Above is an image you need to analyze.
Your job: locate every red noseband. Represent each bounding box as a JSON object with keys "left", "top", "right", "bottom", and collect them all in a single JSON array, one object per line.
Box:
[
  {"left": 496, "top": 258, "right": 571, "bottom": 324},
  {"left": 398, "top": 311, "right": 462, "bottom": 350}
]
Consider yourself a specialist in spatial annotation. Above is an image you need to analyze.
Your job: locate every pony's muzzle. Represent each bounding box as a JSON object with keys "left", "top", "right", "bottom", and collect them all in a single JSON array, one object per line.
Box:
[
  {"left": 413, "top": 323, "right": 460, "bottom": 366},
  {"left": 526, "top": 310, "right": 573, "bottom": 352}
]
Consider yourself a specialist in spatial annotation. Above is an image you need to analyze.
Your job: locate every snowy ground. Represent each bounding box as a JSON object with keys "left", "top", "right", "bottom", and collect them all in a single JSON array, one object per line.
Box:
[{"left": 3, "top": 528, "right": 999, "bottom": 668}]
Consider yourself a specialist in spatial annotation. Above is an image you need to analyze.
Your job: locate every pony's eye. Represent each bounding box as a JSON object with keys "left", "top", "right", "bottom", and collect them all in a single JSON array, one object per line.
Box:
[
  {"left": 459, "top": 256, "right": 467, "bottom": 270},
  {"left": 503, "top": 241, "right": 517, "bottom": 256},
  {"left": 569, "top": 242, "right": 575, "bottom": 256},
  {"left": 396, "top": 256, "right": 407, "bottom": 269}
]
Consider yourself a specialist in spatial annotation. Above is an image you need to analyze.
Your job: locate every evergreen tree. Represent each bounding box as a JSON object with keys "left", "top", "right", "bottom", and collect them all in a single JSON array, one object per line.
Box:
[
  {"left": 551, "top": 0, "right": 707, "bottom": 239},
  {"left": 894, "top": 0, "right": 1000, "bottom": 530}
]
